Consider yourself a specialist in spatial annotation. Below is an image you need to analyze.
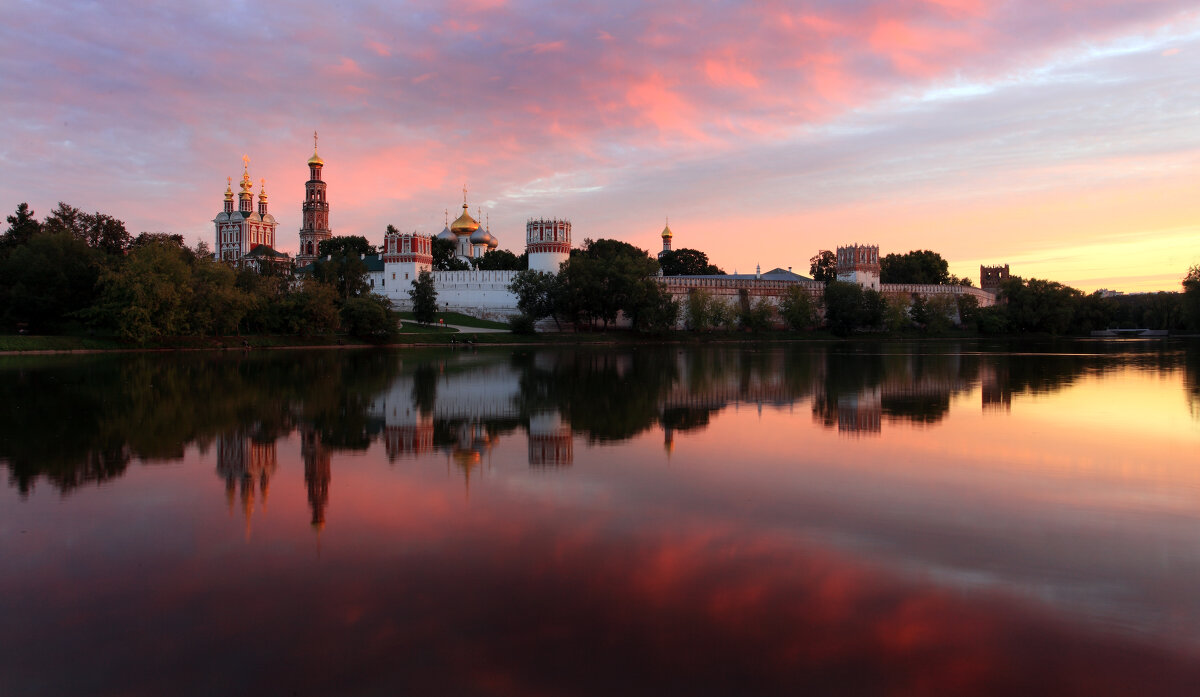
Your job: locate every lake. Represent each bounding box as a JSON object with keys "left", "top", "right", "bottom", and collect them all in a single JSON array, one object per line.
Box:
[{"left": 1, "top": 340, "right": 1198, "bottom": 696}]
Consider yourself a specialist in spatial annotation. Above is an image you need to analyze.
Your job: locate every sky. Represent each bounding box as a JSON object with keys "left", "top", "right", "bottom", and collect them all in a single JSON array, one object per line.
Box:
[{"left": 1, "top": 0, "right": 1198, "bottom": 292}]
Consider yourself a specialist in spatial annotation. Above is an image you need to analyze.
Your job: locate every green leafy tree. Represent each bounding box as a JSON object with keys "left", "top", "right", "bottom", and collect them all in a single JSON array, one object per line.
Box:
[
  {"left": 509, "top": 269, "right": 561, "bottom": 329},
  {"left": 88, "top": 240, "right": 194, "bottom": 342},
  {"left": 313, "top": 235, "right": 372, "bottom": 301},
  {"left": 809, "top": 250, "right": 836, "bottom": 285},
  {"left": 658, "top": 248, "right": 724, "bottom": 276},
  {"left": 318, "top": 235, "right": 376, "bottom": 258},
  {"left": 685, "top": 289, "right": 715, "bottom": 331},
  {"left": 880, "top": 250, "right": 951, "bottom": 284},
  {"left": 409, "top": 270, "right": 438, "bottom": 324},
  {"left": 0, "top": 232, "right": 100, "bottom": 332},
  {"left": 189, "top": 256, "right": 251, "bottom": 336},
  {"left": 861, "top": 289, "right": 886, "bottom": 330},
  {"left": 473, "top": 249, "right": 525, "bottom": 270},
  {"left": 340, "top": 295, "right": 397, "bottom": 341},
  {"left": 823, "top": 281, "right": 865, "bottom": 336},
  {"left": 558, "top": 239, "right": 661, "bottom": 329},
  {"left": 737, "top": 296, "right": 774, "bottom": 332},
  {"left": 432, "top": 237, "right": 469, "bottom": 270},
  {"left": 288, "top": 279, "right": 341, "bottom": 334},
  {"left": 778, "top": 286, "right": 817, "bottom": 330}
]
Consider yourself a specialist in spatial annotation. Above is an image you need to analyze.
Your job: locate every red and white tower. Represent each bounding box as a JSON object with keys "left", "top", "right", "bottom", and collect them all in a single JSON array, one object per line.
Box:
[
  {"left": 526, "top": 218, "right": 571, "bottom": 273},
  {"left": 297, "top": 131, "right": 331, "bottom": 265},
  {"left": 835, "top": 244, "right": 881, "bottom": 290},
  {"left": 382, "top": 226, "right": 433, "bottom": 285}
]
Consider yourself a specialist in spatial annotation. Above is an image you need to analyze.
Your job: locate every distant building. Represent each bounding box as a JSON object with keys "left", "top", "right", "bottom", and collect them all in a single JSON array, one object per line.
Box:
[
  {"left": 836, "top": 244, "right": 881, "bottom": 291},
  {"left": 980, "top": 264, "right": 1013, "bottom": 293},
  {"left": 296, "top": 131, "right": 331, "bottom": 266},
  {"left": 658, "top": 219, "right": 673, "bottom": 260},
  {"left": 213, "top": 154, "right": 283, "bottom": 265}
]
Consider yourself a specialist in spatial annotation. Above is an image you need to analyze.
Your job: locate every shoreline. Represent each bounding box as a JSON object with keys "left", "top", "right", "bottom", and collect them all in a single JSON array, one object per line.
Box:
[{"left": 1, "top": 331, "right": 1193, "bottom": 356}]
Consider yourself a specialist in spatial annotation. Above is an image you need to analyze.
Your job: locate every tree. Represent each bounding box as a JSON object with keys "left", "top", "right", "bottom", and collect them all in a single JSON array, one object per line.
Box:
[
  {"left": 809, "top": 250, "right": 836, "bottom": 285},
  {"left": 509, "top": 269, "right": 561, "bottom": 329},
  {"left": 409, "top": 270, "right": 438, "bottom": 324},
  {"left": 1184, "top": 265, "right": 1200, "bottom": 331},
  {"left": 312, "top": 236, "right": 372, "bottom": 301},
  {"left": 287, "top": 279, "right": 341, "bottom": 334},
  {"left": 2, "top": 203, "right": 41, "bottom": 252},
  {"left": 558, "top": 239, "right": 662, "bottom": 329},
  {"left": 737, "top": 297, "right": 774, "bottom": 332},
  {"left": 87, "top": 240, "right": 194, "bottom": 342},
  {"left": 0, "top": 231, "right": 100, "bottom": 332},
  {"left": 658, "top": 248, "right": 724, "bottom": 276},
  {"left": 880, "top": 250, "right": 951, "bottom": 284},
  {"left": 41, "top": 202, "right": 84, "bottom": 239},
  {"left": 82, "top": 213, "right": 130, "bottom": 256},
  {"left": 432, "top": 237, "right": 469, "bottom": 270},
  {"left": 40, "top": 203, "right": 129, "bottom": 256},
  {"left": 474, "top": 248, "right": 524, "bottom": 270},
  {"left": 340, "top": 295, "right": 397, "bottom": 341},
  {"left": 318, "top": 235, "right": 376, "bottom": 258},
  {"left": 823, "top": 281, "right": 865, "bottom": 336},
  {"left": 779, "top": 286, "right": 817, "bottom": 330},
  {"left": 1000, "top": 278, "right": 1079, "bottom": 334},
  {"left": 189, "top": 256, "right": 250, "bottom": 336}
]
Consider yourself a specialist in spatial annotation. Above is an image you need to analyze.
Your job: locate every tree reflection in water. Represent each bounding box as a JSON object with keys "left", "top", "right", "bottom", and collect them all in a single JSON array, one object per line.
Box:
[{"left": 1, "top": 340, "right": 1194, "bottom": 497}]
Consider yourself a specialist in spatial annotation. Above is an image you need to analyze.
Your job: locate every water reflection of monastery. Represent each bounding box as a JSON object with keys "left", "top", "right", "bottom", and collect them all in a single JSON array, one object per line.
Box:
[
  {"left": 212, "top": 348, "right": 1021, "bottom": 531},
  {"left": 216, "top": 433, "right": 278, "bottom": 535}
]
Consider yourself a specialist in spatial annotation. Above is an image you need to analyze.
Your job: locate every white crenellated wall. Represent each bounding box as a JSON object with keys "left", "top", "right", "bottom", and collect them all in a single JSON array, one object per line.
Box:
[{"left": 380, "top": 266, "right": 520, "bottom": 320}]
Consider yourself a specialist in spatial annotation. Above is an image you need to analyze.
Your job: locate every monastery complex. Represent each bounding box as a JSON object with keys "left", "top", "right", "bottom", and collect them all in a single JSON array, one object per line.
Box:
[{"left": 214, "top": 137, "right": 999, "bottom": 327}]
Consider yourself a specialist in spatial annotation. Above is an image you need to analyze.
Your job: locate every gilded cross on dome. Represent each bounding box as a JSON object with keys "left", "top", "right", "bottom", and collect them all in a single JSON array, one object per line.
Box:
[{"left": 242, "top": 154, "right": 250, "bottom": 171}]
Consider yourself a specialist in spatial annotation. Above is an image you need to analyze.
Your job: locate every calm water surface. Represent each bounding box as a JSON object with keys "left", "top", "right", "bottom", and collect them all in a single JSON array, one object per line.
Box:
[{"left": 2, "top": 341, "right": 1199, "bottom": 696}]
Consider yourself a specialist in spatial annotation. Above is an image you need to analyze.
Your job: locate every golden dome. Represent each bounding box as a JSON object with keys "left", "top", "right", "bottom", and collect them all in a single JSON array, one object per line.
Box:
[
  {"left": 661, "top": 223, "right": 673, "bottom": 239},
  {"left": 450, "top": 204, "right": 479, "bottom": 235},
  {"left": 224, "top": 177, "right": 234, "bottom": 201},
  {"left": 307, "top": 130, "right": 323, "bottom": 166}
]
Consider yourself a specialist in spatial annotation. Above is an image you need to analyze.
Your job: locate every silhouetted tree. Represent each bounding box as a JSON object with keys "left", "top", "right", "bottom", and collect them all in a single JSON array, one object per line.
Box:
[
  {"left": 659, "top": 248, "right": 724, "bottom": 276},
  {"left": 809, "top": 250, "right": 836, "bottom": 285},
  {"left": 880, "top": 250, "right": 951, "bottom": 284}
]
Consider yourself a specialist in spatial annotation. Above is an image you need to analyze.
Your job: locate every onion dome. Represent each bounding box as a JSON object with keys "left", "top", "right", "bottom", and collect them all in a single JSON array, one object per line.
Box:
[
  {"left": 307, "top": 130, "right": 324, "bottom": 166},
  {"left": 487, "top": 234, "right": 499, "bottom": 250},
  {"left": 661, "top": 221, "right": 673, "bottom": 239},
  {"left": 258, "top": 179, "right": 268, "bottom": 202},
  {"left": 224, "top": 177, "right": 234, "bottom": 201},
  {"left": 436, "top": 226, "right": 456, "bottom": 242},
  {"left": 470, "top": 227, "right": 491, "bottom": 245},
  {"left": 450, "top": 203, "right": 479, "bottom": 235}
]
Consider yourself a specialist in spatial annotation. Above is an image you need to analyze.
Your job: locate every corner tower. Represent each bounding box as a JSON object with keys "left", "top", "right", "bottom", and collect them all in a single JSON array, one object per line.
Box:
[
  {"left": 297, "top": 131, "right": 331, "bottom": 265},
  {"left": 526, "top": 218, "right": 571, "bottom": 273},
  {"left": 835, "top": 244, "right": 880, "bottom": 291}
]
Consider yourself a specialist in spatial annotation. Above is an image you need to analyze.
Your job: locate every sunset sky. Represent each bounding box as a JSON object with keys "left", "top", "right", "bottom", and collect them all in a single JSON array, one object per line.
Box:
[{"left": 2, "top": 0, "right": 1198, "bottom": 291}]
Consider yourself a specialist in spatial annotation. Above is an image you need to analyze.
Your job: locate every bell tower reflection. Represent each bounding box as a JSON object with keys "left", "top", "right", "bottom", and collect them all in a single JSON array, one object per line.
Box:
[
  {"left": 302, "top": 428, "right": 331, "bottom": 530},
  {"left": 216, "top": 433, "right": 278, "bottom": 536}
]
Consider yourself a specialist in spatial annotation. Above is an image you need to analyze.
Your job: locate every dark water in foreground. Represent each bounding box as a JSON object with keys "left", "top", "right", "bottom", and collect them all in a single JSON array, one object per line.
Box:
[{"left": 1, "top": 341, "right": 1199, "bottom": 696}]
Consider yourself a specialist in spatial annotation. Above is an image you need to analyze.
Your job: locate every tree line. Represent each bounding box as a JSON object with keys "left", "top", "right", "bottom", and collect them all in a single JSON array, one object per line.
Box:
[{"left": 0, "top": 202, "right": 398, "bottom": 342}]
